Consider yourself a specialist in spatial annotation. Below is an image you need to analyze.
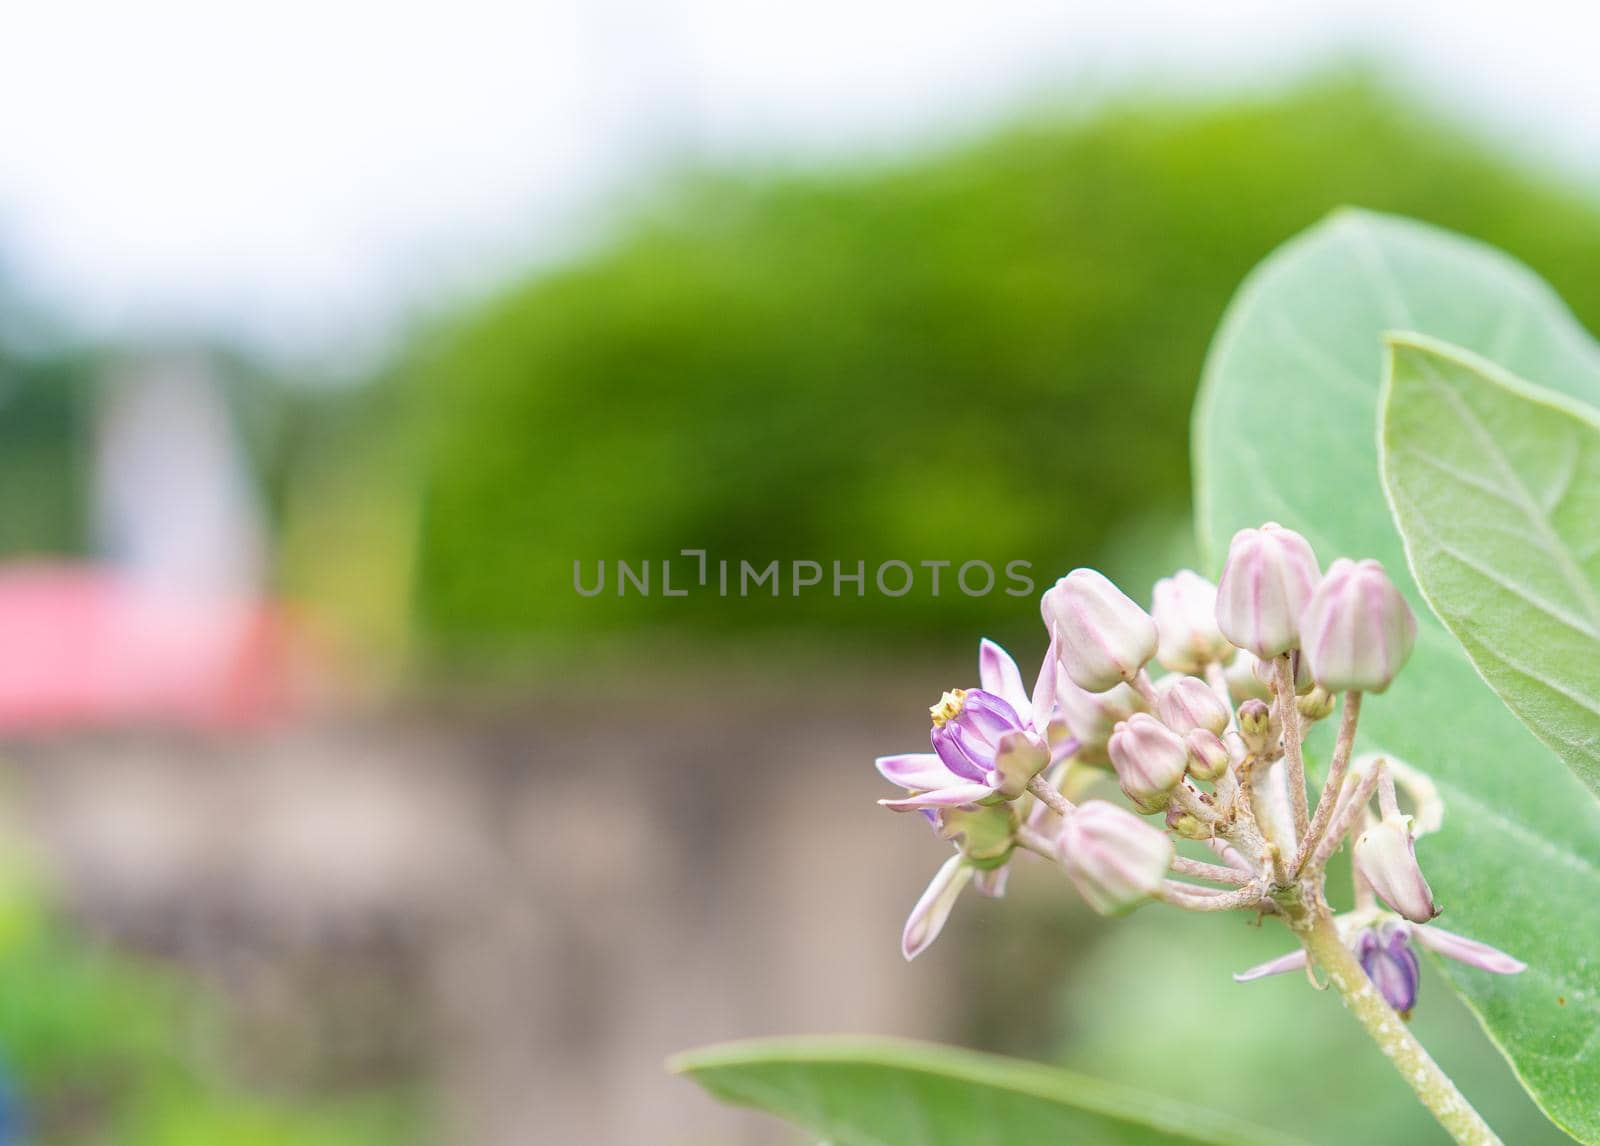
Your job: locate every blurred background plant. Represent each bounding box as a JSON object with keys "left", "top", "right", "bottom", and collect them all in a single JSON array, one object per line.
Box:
[{"left": 0, "top": 63, "right": 1595, "bottom": 1144}]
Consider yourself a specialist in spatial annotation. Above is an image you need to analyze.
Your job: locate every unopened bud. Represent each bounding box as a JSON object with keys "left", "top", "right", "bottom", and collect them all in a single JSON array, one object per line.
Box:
[
  {"left": 1296, "top": 686, "right": 1335, "bottom": 723},
  {"left": 1301, "top": 558, "right": 1417, "bottom": 694},
  {"left": 1107, "top": 712, "right": 1188, "bottom": 813},
  {"left": 1157, "top": 676, "right": 1231, "bottom": 737},
  {"left": 1042, "top": 569, "right": 1158, "bottom": 693},
  {"left": 1052, "top": 670, "right": 1146, "bottom": 765},
  {"left": 1184, "top": 728, "right": 1232, "bottom": 782},
  {"left": 1237, "top": 699, "right": 1277, "bottom": 756},
  {"left": 1057, "top": 800, "right": 1174, "bottom": 915},
  {"left": 938, "top": 804, "right": 1016, "bottom": 870},
  {"left": 1165, "top": 804, "right": 1210, "bottom": 840},
  {"left": 1354, "top": 814, "right": 1438, "bottom": 924},
  {"left": 1215, "top": 522, "right": 1321, "bottom": 658},
  {"left": 1151, "top": 570, "right": 1232, "bottom": 673}
]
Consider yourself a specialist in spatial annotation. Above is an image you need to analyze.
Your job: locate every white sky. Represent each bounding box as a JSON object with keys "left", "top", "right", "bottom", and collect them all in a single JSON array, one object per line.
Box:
[{"left": 3, "top": 1, "right": 1600, "bottom": 364}]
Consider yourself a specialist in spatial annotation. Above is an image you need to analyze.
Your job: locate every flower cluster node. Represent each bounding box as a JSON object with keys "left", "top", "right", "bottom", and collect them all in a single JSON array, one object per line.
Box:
[{"left": 875, "top": 520, "right": 1521, "bottom": 1018}]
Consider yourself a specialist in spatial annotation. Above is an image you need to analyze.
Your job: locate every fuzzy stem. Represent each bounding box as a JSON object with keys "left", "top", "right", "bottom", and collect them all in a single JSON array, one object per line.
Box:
[
  {"left": 1290, "top": 904, "right": 1501, "bottom": 1144},
  {"left": 1158, "top": 880, "right": 1270, "bottom": 912},
  {"left": 1132, "top": 669, "right": 1162, "bottom": 708},
  {"left": 1027, "top": 775, "right": 1075, "bottom": 819},
  {"left": 1205, "top": 836, "right": 1256, "bottom": 874},
  {"left": 1170, "top": 781, "right": 1220, "bottom": 824},
  {"left": 1311, "top": 760, "right": 1384, "bottom": 870},
  {"left": 1170, "top": 855, "right": 1251, "bottom": 885},
  {"left": 1293, "top": 691, "right": 1362, "bottom": 874},
  {"left": 1274, "top": 656, "right": 1310, "bottom": 843},
  {"left": 1014, "top": 825, "right": 1058, "bottom": 859}
]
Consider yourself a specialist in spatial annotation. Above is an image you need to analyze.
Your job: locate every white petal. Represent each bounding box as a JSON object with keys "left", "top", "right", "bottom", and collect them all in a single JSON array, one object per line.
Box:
[
  {"left": 902, "top": 855, "right": 972, "bottom": 960},
  {"left": 875, "top": 752, "right": 961, "bottom": 791},
  {"left": 1411, "top": 925, "right": 1526, "bottom": 974},
  {"left": 978, "top": 638, "right": 1032, "bottom": 724},
  {"left": 1233, "top": 948, "right": 1309, "bottom": 982}
]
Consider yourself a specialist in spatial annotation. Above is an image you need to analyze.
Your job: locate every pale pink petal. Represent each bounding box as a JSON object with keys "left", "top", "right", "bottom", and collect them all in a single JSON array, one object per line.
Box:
[
  {"left": 1233, "top": 948, "right": 1309, "bottom": 982},
  {"left": 875, "top": 752, "right": 961, "bottom": 791},
  {"left": 879, "top": 782, "right": 996, "bottom": 811},
  {"left": 978, "top": 638, "right": 1032, "bottom": 724},
  {"left": 1411, "top": 925, "right": 1526, "bottom": 975},
  {"left": 1030, "top": 638, "right": 1059, "bottom": 730},
  {"left": 902, "top": 855, "right": 972, "bottom": 960}
]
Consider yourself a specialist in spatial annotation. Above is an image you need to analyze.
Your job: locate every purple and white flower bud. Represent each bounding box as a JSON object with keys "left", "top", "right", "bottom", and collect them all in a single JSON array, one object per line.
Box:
[
  {"left": 1356, "top": 922, "right": 1421, "bottom": 1016},
  {"left": 1301, "top": 558, "right": 1417, "bottom": 694},
  {"left": 1215, "top": 522, "right": 1321, "bottom": 659},
  {"left": 1042, "top": 569, "right": 1158, "bottom": 693},
  {"left": 1184, "top": 728, "right": 1232, "bottom": 782},
  {"left": 1107, "top": 713, "right": 1188, "bottom": 813},
  {"left": 1236, "top": 698, "right": 1277, "bottom": 756},
  {"left": 901, "top": 855, "right": 972, "bottom": 961},
  {"left": 1354, "top": 814, "right": 1438, "bottom": 924},
  {"left": 1157, "top": 676, "right": 1231, "bottom": 737},
  {"left": 1057, "top": 800, "right": 1174, "bottom": 916},
  {"left": 1151, "top": 570, "right": 1232, "bottom": 673},
  {"left": 1051, "top": 670, "right": 1146, "bottom": 765}
]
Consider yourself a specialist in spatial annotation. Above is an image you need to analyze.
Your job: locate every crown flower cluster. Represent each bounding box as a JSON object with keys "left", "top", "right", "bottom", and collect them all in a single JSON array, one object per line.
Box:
[{"left": 874, "top": 521, "right": 1522, "bottom": 1019}]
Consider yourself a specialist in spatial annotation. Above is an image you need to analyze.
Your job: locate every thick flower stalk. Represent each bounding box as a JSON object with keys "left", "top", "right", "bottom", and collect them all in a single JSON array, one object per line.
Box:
[{"left": 874, "top": 528, "right": 1523, "bottom": 1145}]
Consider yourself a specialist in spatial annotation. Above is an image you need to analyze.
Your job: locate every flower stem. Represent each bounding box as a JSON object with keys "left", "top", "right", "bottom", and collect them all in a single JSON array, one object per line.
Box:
[
  {"left": 1293, "top": 690, "right": 1362, "bottom": 874},
  {"left": 1027, "top": 775, "right": 1074, "bottom": 819},
  {"left": 1291, "top": 903, "right": 1501, "bottom": 1144},
  {"left": 1274, "top": 656, "right": 1310, "bottom": 842},
  {"left": 1170, "top": 855, "right": 1252, "bottom": 885}
]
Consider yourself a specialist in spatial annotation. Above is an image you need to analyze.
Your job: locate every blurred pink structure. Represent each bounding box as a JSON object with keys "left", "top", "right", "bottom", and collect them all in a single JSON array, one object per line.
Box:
[
  {"left": 0, "top": 357, "right": 296, "bottom": 733},
  {"left": 0, "top": 563, "right": 290, "bottom": 731}
]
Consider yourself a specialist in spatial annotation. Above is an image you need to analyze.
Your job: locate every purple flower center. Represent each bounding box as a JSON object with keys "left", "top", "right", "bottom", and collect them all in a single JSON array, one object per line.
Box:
[
  {"left": 929, "top": 689, "right": 1024, "bottom": 782},
  {"left": 1357, "top": 923, "right": 1420, "bottom": 1016}
]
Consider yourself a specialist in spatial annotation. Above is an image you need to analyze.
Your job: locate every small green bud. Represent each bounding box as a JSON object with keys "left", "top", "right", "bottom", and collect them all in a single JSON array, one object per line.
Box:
[
  {"left": 1296, "top": 686, "right": 1335, "bottom": 723},
  {"left": 1184, "top": 728, "right": 1232, "bottom": 782},
  {"left": 1237, "top": 698, "right": 1277, "bottom": 756},
  {"left": 1165, "top": 804, "right": 1211, "bottom": 840}
]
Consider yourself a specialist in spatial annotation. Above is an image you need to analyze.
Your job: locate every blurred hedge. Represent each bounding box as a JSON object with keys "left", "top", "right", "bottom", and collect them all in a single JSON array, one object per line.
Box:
[{"left": 406, "top": 73, "right": 1600, "bottom": 659}]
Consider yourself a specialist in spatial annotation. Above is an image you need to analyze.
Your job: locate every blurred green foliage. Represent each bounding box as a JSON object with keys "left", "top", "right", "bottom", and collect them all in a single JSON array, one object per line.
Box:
[
  {"left": 0, "top": 863, "right": 420, "bottom": 1145},
  {"left": 407, "top": 72, "right": 1600, "bottom": 662}
]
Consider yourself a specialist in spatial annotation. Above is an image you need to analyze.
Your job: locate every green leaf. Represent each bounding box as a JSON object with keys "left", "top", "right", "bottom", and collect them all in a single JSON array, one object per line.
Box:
[
  {"left": 1381, "top": 334, "right": 1600, "bottom": 797},
  {"left": 671, "top": 1036, "right": 1308, "bottom": 1146},
  {"left": 1194, "top": 209, "right": 1600, "bottom": 1143}
]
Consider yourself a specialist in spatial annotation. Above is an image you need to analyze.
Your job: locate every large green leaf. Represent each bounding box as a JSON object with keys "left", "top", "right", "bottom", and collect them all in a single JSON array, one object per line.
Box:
[
  {"left": 1194, "top": 209, "right": 1600, "bottom": 1143},
  {"left": 1381, "top": 335, "right": 1600, "bottom": 796},
  {"left": 672, "top": 1036, "right": 1308, "bottom": 1145}
]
